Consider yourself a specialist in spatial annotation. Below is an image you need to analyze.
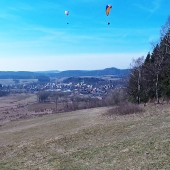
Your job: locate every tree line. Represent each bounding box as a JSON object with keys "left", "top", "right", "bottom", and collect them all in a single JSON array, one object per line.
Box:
[{"left": 128, "top": 16, "right": 170, "bottom": 104}]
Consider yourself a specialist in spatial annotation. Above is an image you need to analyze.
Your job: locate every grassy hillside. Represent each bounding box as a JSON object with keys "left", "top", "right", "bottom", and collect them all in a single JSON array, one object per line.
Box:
[{"left": 0, "top": 104, "right": 169, "bottom": 170}]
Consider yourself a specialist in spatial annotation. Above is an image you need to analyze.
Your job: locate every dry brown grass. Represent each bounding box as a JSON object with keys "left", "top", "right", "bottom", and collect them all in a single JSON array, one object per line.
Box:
[
  {"left": 0, "top": 102, "right": 169, "bottom": 169},
  {"left": 0, "top": 94, "right": 38, "bottom": 123},
  {"left": 105, "top": 102, "right": 144, "bottom": 116}
]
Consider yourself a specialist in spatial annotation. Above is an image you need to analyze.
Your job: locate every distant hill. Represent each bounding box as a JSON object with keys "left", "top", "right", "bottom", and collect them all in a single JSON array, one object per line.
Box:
[
  {"left": 0, "top": 71, "right": 40, "bottom": 79},
  {"left": 36, "top": 70, "right": 60, "bottom": 74},
  {"left": 0, "top": 67, "right": 130, "bottom": 79},
  {"left": 54, "top": 67, "right": 130, "bottom": 78}
]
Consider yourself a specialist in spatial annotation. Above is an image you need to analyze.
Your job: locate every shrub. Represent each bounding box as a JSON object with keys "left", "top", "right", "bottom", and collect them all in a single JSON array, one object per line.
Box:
[
  {"left": 0, "top": 90, "right": 9, "bottom": 97},
  {"left": 37, "top": 91, "right": 51, "bottom": 103},
  {"left": 106, "top": 102, "right": 144, "bottom": 116},
  {"left": 104, "top": 88, "right": 128, "bottom": 106}
]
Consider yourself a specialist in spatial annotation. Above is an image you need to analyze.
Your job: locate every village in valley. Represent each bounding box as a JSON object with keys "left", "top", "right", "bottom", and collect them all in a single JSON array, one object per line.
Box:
[
  {"left": 0, "top": 76, "right": 126, "bottom": 100},
  {"left": 0, "top": 75, "right": 127, "bottom": 124}
]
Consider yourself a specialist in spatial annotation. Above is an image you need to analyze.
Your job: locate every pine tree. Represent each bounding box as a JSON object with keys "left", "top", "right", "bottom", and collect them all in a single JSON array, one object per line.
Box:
[{"left": 128, "top": 16, "right": 170, "bottom": 103}]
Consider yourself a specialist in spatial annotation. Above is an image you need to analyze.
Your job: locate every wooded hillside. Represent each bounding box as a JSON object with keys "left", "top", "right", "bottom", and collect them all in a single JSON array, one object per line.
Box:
[{"left": 128, "top": 16, "right": 170, "bottom": 103}]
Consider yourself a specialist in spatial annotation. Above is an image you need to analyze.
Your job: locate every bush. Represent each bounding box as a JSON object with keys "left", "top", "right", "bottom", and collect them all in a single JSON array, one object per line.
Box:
[
  {"left": 106, "top": 102, "right": 144, "bottom": 116},
  {"left": 104, "top": 88, "right": 128, "bottom": 106},
  {"left": 37, "top": 91, "right": 51, "bottom": 103},
  {"left": 0, "top": 90, "right": 9, "bottom": 97}
]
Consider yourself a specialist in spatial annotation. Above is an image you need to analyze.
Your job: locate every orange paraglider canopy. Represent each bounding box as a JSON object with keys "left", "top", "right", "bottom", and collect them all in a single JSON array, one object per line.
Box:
[{"left": 106, "top": 5, "right": 112, "bottom": 16}]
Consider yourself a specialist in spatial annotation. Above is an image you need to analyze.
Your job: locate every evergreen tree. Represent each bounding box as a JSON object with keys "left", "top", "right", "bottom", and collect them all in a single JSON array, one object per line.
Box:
[
  {"left": 144, "top": 52, "right": 151, "bottom": 64},
  {"left": 128, "top": 16, "right": 170, "bottom": 103}
]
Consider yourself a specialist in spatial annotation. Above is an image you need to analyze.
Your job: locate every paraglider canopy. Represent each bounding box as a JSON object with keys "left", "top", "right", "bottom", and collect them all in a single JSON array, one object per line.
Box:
[
  {"left": 106, "top": 5, "right": 112, "bottom": 16},
  {"left": 65, "top": 11, "right": 69, "bottom": 16},
  {"left": 64, "top": 11, "right": 69, "bottom": 24}
]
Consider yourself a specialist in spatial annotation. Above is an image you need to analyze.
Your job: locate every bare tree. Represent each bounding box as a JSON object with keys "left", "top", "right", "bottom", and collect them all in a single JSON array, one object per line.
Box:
[
  {"left": 37, "top": 91, "right": 50, "bottom": 103},
  {"left": 53, "top": 92, "right": 69, "bottom": 111},
  {"left": 128, "top": 56, "right": 144, "bottom": 104}
]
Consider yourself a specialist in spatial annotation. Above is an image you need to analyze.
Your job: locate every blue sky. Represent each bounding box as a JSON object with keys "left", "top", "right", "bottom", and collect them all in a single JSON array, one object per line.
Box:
[{"left": 0, "top": 0, "right": 169, "bottom": 71}]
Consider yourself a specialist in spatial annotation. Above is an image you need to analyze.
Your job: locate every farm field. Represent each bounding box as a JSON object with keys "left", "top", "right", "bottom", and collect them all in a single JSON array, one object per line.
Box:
[
  {"left": 0, "top": 94, "right": 38, "bottom": 124},
  {"left": 0, "top": 96, "right": 169, "bottom": 170}
]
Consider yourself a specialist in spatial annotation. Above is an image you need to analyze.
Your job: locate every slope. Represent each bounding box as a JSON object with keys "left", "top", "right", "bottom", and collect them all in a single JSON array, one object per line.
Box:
[{"left": 0, "top": 104, "right": 169, "bottom": 170}]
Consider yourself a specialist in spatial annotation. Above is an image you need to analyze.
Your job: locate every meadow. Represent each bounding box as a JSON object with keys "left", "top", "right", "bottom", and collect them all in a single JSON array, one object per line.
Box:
[{"left": 0, "top": 95, "right": 169, "bottom": 170}]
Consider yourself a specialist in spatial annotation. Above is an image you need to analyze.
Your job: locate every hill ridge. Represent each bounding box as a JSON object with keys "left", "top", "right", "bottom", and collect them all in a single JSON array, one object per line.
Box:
[{"left": 0, "top": 67, "right": 130, "bottom": 79}]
